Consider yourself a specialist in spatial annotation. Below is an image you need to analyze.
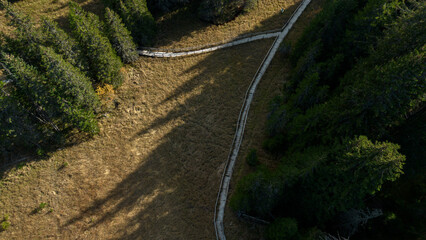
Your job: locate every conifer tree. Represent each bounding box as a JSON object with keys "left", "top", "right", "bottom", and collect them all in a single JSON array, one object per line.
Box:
[
  {"left": 0, "top": 76, "right": 41, "bottom": 153},
  {"left": 38, "top": 46, "right": 100, "bottom": 134},
  {"left": 0, "top": 0, "right": 43, "bottom": 64},
  {"left": 103, "top": 0, "right": 156, "bottom": 46},
  {"left": 69, "top": 2, "right": 123, "bottom": 87},
  {"left": 299, "top": 136, "right": 405, "bottom": 222},
  {"left": 104, "top": 7, "right": 138, "bottom": 63},
  {"left": 1, "top": 51, "right": 99, "bottom": 136},
  {"left": 1, "top": 52, "right": 61, "bottom": 135},
  {"left": 41, "top": 18, "right": 88, "bottom": 72}
]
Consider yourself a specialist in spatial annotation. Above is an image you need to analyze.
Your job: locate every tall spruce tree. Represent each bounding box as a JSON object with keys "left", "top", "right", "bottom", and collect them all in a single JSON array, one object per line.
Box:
[
  {"left": 1, "top": 52, "right": 61, "bottom": 135},
  {"left": 1, "top": 50, "right": 99, "bottom": 136},
  {"left": 103, "top": 0, "right": 156, "bottom": 46},
  {"left": 104, "top": 7, "right": 138, "bottom": 63},
  {"left": 38, "top": 46, "right": 100, "bottom": 134},
  {"left": 0, "top": 76, "right": 41, "bottom": 154},
  {"left": 41, "top": 18, "right": 88, "bottom": 72},
  {"left": 298, "top": 136, "right": 405, "bottom": 222},
  {"left": 69, "top": 2, "right": 123, "bottom": 87},
  {"left": 0, "top": 0, "right": 43, "bottom": 65}
]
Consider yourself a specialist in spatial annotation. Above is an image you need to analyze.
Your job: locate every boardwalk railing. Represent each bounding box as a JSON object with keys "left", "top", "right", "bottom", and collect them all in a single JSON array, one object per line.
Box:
[
  {"left": 139, "top": 28, "right": 281, "bottom": 54},
  {"left": 139, "top": 30, "right": 281, "bottom": 58},
  {"left": 213, "top": 1, "right": 312, "bottom": 239},
  {"left": 137, "top": 1, "right": 313, "bottom": 238}
]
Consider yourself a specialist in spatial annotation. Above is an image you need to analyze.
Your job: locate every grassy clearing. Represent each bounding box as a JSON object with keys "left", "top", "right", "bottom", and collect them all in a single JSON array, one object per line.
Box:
[
  {"left": 0, "top": 38, "right": 275, "bottom": 239},
  {"left": 0, "top": 0, "right": 324, "bottom": 238},
  {"left": 155, "top": 0, "right": 302, "bottom": 49}
]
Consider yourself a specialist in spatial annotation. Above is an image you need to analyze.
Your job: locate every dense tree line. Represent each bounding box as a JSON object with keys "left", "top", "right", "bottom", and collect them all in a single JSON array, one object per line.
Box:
[
  {"left": 69, "top": 2, "right": 124, "bottom": 87},
  {"left": 102, "top": 0, "right": 156, "bottom": 46},
  {"left": 0, "top": 0, "right": 139, "bottom": 157},
  {"left": 147, "top": 0, "right": 256, "bottom": 24},
  {"left": 231, "top": 0, "right": 425, "bottom": 239},
  {"left": 198, "top": 0, "right": 257, "bottom": 24},
  {"left": 147, "top": 0, "right": 190, "bottom": 13}
]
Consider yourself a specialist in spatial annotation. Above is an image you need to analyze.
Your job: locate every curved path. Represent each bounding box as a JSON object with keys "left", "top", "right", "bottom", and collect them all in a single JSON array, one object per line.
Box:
[
  {"left": 139, "top": 31, "right": 281, "bottom": 58},
  {"left": 140, "top": 1, "right": 312, "bottom": 239},
  {"left": 214, "top": 1, "right": 311, "bottom": 239}
]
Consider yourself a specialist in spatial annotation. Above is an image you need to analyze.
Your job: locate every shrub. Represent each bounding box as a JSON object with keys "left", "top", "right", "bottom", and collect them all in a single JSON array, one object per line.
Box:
[
  {"left": 243, "top": 0, "right": 257, "bottom": 12},
  {"left": 279, "top": 42, "right": 291, "bottom": 57},
  {"left": 0, "top": 221, "right": 10, "bottom": 231},
  {"left": 33, "top": 202, "right": 48, "bottom": 213},
  {"left": 230, "top": 168, "right": 285, "bottom": 217},
  {"left": 69, "top": 2, "right": 123, "bottom": 87},
  {"left": 265, "top": 218, "right": 298, "bottom": 240},
  {"left": 299, "top": 136, "right": 405, "bottom": 222},
  {"left": 245, "top": 148, "right": 259, "bottom": 167},
  {"left": 104, "top": 7, "right": 138, "bottom": 63}
]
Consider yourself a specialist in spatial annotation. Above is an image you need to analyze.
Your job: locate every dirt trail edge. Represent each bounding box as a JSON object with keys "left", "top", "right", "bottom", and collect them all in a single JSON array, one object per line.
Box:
[{"left": 214, "top": 1, "right": 312, "bottom": 239}]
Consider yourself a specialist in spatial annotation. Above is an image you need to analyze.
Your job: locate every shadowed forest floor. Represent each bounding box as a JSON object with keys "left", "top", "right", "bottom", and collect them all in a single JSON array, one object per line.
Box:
[{"left": 0, "top": 0, "right": 323, "bottom": 239}]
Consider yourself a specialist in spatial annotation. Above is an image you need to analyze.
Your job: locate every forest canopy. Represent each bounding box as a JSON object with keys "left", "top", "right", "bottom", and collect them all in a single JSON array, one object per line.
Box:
[
  {"left": 231, "top": 0, "right": 425, "bottom": 239},
  {"left": 0, "top": 0, "right": 139, "bottom": 157}
]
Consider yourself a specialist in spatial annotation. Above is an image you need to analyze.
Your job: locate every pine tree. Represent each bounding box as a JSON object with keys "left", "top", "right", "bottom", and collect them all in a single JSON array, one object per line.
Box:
[
  {"left": 104, "top": 7, "right": 138, "bottom": 63},
  {"left": 38, "top": 46, "right": 100, "bottom": 134},
  {"left": 0, "top": 80, "right": 41, "bottom": 153},
  {"left": 1, "top": 52, "right": 61, "bottom": 135},
  {"left": 299, "top": 136, "right": 405, "bottom": 222},
  {"left": 148, "top": 0, "right": 189, "bottom": 13},
  {"left": 103, "top": 0, "right": 156, "bottom": 46},
  {"left": 0, "top": 0, "right": 43, "bottom": 65},
  {"left": 0, "top": 0, "right": 40, "bottom": 42},
  {"left": 41, "top": 18, "right": 88, "bottom": 72},
  {"left": 69, "top": 2, "right": 123, "bottom": 87}
]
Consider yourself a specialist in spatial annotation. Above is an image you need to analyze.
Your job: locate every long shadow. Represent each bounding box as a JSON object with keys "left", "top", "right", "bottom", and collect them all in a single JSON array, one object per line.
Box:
[
  {"left": 152, "top": 2, "right": 210, "bottom": 48},
  {"left": 64, "top": 45, "right": 271, "bottom": 238},
  {"left": 0, "top": 0, "right": 279, "bottom": 170},
  {"left": 132, "top": 5, "right": 300, "bottom": 139},
  {"left": 152, "top": 0, "right": 300, "bottom": 49},
  {"left": 61, "top": 4, "right": 299, "bottom": 238}
]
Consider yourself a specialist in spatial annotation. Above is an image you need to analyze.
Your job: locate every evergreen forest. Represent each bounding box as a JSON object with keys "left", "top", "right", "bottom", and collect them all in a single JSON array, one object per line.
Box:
[{"left": 230, "top": 0, "right": 425, "bottom": 239}]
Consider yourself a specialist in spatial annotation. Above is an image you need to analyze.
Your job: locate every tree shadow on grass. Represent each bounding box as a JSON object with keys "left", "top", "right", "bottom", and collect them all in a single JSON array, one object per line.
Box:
[
  {"left": 151, "top": 0, "right": 301, "bottom": 48},
  {"left": 132, "top": 7, "right": 299, "bottom": 138},
  {"left": 61, "top": 4, "right": 300, "bottom": 238}
]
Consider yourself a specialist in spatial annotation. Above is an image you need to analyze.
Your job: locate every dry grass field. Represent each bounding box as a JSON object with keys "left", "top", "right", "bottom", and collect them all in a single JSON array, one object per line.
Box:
[{"left": 0, "top": 0, "right": 323, "bottom": 239}]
